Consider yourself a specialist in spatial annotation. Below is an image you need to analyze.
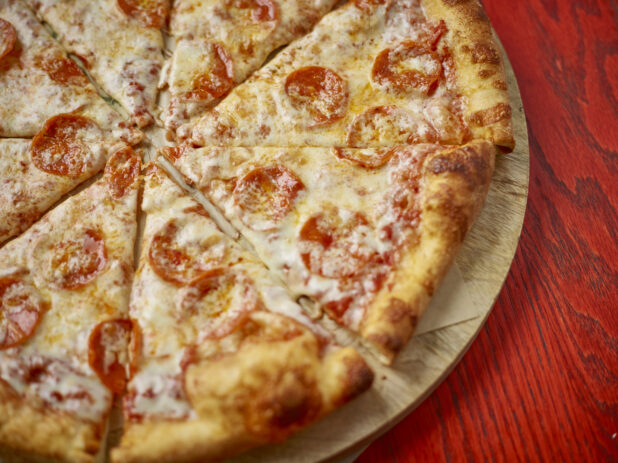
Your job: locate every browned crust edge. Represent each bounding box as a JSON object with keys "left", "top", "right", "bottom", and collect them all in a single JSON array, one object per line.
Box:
[
  {"left": 111, "top": 336, "right": 373, "bottom": 463},
  {"left": 360, "top": 139, "right": 496, "bottom": 363},
  {"left": 0, "top": 380, "right": 105, "bottom": 463},
  {"left": 423, "top": 0, "right": 515, "bottom": 151}
]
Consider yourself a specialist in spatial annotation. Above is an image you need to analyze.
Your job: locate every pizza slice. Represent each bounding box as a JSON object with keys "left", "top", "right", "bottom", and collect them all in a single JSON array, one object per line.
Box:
[
  {"left": 0, "top": 148, "right": 140, "bottom": 462},
  {"left": 0, "top": 0, "right": 141, "bottom": 140},
  {"left": 112, "top": 164, "right": 373, "bottom": 463},
  {"left": 24, "top": 0, "right": 168, "bottom": 127},
  {"left": 160, "top": 0, "right": 338, "bottom": 134},
  {"left": 187, "top": 0, "right": 514, "bottom": 151},
  {"left": 0, "top": 115, "right": 138, "bottom": 245},
  {"left": 164, "top": 141, "right": 495, "bottom": 363}
]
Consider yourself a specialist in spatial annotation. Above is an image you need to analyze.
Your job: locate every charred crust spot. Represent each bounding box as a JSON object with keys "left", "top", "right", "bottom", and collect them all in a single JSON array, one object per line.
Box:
[
  {"left": 469, "top": 103, "right": 512, "bottom": 127},
  {"left": 493, "top": 80, "right": 508, "bottom": 90},
  {"left": 478, "top": 69, "right": 496, "bottom": 79},
  {"left": 385, "top": 298, "right": 416, "bottom": 325},
  {"left": 335, "top": 356, "right": 374, "bottom": 406},
  {"left": 244, "top": 368, "right": 322, "bottom": 441},
  {"left": 367, "top": 332, "right": 404, "bottom": 356},
  {"left": 427, "top": 145, "right": 492, "bottom": 189},
  {"left": 470, "top": 43, "right": 500, "bottom": 64}
]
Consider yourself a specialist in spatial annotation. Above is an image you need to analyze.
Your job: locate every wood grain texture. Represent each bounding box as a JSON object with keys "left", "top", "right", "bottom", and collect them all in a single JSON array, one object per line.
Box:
[{"left": 356, "top": 0, "right": 618, "bottom": 461}]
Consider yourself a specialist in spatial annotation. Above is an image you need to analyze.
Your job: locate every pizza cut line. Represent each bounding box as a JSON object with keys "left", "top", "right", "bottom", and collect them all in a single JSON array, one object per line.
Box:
[{"left": 0, "top": 0, "right": 514, "bottom": 462}]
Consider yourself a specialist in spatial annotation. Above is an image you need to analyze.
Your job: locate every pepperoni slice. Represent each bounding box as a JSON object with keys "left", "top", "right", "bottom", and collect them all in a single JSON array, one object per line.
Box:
[
  {"left": 88, "top": 319, "right": 132, "bottom": 394},
  {"left": 39, "top": 57, "right": 89, "bottom": 86},
  {"left": 49, "top": 229, "right": 108, "bottom": 290},
  {"left": 285, "top": 66, "right": 348, "bottom": 127},
  {"left": 233, "top": 166, "right": 305, "bottom": 231},
  {"left": 0, "top": 18, "right": 17, "bottom": 60},
  {"left": 372, "top": 42, "right": 442, "bottom": 95},
  {"left": 31, "top": 114, "right": 102, "bottom": 177},
  {"left": 333, "top": 147, "right": 395, "bottom": 169},
  {"left": 116, "top": 0, "right": 169, "bottom": 28},
  {"left": 0, "top": 277, "right": 46, "bottom": 349},
  {"left": 186, "top": 43, "right": 234, "bottom": 101},
  {"left": 299, "top": 209, "right": 378, "bottom": 279},
  {"left": 148, "top": 219, "right": 226, "bottom": 285},
  {"left": 105, "top": 146, "right": 140, "bottom": 199},
  {"left": 346, "top": 105, "right": 437, "bottom": 147},
  {"left": 225, "top": 0, "right": 279, "bottom": 23}
]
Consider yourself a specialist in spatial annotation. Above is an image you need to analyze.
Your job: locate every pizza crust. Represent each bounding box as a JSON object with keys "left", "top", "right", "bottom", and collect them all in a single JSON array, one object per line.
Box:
[
  {"left": 112, "top": 334, "right": 372, "bottom": 463},
  {"left": 423, "top": 0, "right": 515, "bottom": 151},
  {"left": 0, "top": 380, "right": 104, "bottom": 463},
  {"left": 361, "top": 140, "right": 495, "bottom": 363}
]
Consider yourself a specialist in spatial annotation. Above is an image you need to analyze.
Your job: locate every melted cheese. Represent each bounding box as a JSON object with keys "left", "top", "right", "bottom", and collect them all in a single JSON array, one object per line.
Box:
[
  {"left": 170, "top": 145, "right": 426, "bottom": 329},
  {"left": 0, "top": 0, "right": 129, "bottom": 137},
  {"left": 162, "top": 0, "right": 339, "bottom": 130},
  {"left": 0, "top": 162, "right": 138, "bottom": 424},
  {"left": 24, "top": 0, "right": 165, "bottom": 126},
  {"left": 189, "top": 0, "right": 463, "bottom": 147},
  {"left": 127, "top": 166, "right": 332, "bottom": 420}
]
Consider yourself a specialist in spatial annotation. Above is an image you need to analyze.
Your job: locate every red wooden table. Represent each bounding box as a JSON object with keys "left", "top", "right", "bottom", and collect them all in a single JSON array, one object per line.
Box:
[{"left": 356, "top": 1, "right": 618, "bottom": 461}]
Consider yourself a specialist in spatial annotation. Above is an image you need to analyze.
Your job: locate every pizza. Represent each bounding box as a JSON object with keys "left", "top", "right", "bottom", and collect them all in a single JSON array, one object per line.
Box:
[
  {"left": 164, "top": 141, "right": 495, "bottom": 362},
  {"left": 0, "top": 148, "right": 140, "bottom": 462},
  {"left": 24, "top": 0, "right": 168, "bottom": 127},
  {"left": 186, "top": 0, "right": 514, "bottom": 150},
  {"left": 0, "top": 0, "right": 140, "bottom": 139},
  {"left": 0, "top": 0, "right": 514, "bottom": 461},
  {"left": 160, "top": 0, "right": 339, "bottom": 133},
  {"left": 111, "top": 164, "right": 373, "bottom": 462},
  {"left": 0, "top": 121, "right": 139, "bottom": 245}
]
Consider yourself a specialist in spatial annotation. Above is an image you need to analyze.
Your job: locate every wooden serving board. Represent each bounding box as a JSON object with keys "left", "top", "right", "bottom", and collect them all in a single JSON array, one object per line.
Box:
[{"left": 218, "top": 41, "right": 530, "bottom": 463}]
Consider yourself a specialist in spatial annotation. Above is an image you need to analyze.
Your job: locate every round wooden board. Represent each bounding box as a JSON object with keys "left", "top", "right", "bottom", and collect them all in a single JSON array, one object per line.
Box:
[{"left": 222, "top": 40, "right": 530, "bottom": 463}]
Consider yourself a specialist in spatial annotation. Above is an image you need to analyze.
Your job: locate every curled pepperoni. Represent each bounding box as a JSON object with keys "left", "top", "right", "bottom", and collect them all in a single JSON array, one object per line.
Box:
[
  {"left": 186, "top": 43, "right": 234, "bottom": 101},
  {"left": 116, "top": 0, "right": 169, "bottom": 28},
  {"left": 333, "top": 147, "right": 395, "bottom": 169},
  {"left": 39, "top": 57, "right": 89, "bottom": 86},
  {"left": 31, "top": 114, "right": 102, "bottom": 177},
  {"left": 346, "top": 105, "right": 437, "bottom": 147},
  {"left": 225, "top": 0, "right": 278, "bottom": 23},
  {"left": 233, "top": 165, "right": 305, "bottom": 231},
  {"left": 372, "top": 42, "right": 442, "bottom": 95},
  {"left": 0, "top": 277, "right": 46, "bottom": 349},
  {"left": 49, "top": 229, "right": 108, "bottom": 290},
  {"left": 285, "top": 66, "right": 348, "bottom": 127},
  {"left": 148, "top": 219, "right": 226, "bottom": 285},
  {"left": 88, "top": 319, "right": 133, "bottom": 394},
  {"left": 104, "top": 146, "right": 141, "bottom": 199},
  {"left": 0, "top": 18, "right": 17, "bottom": 60},
  {"left": 299, "top": 209, "right": 378, "bottom": 279}
]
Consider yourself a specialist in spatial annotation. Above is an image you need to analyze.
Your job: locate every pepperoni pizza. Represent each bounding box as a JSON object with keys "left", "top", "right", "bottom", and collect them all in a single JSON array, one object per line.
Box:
[
  {"left": 0, "top": 0, "right": 514, "bottom": 461},
  {"left": 0, "top": 148, "right": 140, "bottom": 462},
  {"left": 187, "top": 0, "right": 514, "bottom": 150},
  {"left": 24, "top": 0, "right": 168, "bottom": 127},
  {"left": 0, "top": 0, "right": 140, "bottom": 139},
  {"left": 160, "top": 0, "right": 339, "bottom": 133},
  {"left": 111, "top": 164, "right": 372, "bottom": 462},
  {"left": 165, "top": 141, "right": 495, "bottom": 362}
]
